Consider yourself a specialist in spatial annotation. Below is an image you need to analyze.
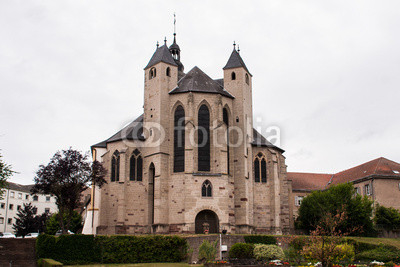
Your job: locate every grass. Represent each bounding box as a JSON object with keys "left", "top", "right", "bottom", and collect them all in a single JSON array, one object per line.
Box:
[
  {"left": 64, "top": 264, "right": 203, "bottom": 267},
  {"left": 346, "top": 236, "right": 400, "bottom": 249}
]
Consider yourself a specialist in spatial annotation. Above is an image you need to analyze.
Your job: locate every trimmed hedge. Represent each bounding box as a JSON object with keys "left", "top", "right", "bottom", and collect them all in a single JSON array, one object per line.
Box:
[
  {"left": 244, "top": 235, "right": 277, "bottom": 245},
  {"left": 229, "top": 243, "right": 254, "bottom": 259},
  {"left": 37, "top": 258, "right": 63, "bottom": 267},
  {"left": 36, "top": 234, "right": 187, "bottom": 265}
]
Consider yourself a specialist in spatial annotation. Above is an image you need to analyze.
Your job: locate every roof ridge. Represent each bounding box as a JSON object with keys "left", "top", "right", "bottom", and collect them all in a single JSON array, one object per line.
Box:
[
  {"left": 333, "top": 157, "right": 382, "bottom": 175},
  {"left": 373, "top": 157, "right": 383, "bottom": 175}
]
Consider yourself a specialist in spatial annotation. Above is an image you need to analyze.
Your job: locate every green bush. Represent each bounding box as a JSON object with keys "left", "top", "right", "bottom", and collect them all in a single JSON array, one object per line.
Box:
[
  {"left": 198, "top": 239, "right": 219, "bottom": 263},
  {"left": 36, "top": 234, "right": 188, "bottom": 265},
  {"left": 244, "top": 235, "right": 277, "bottom": 245},
  {"left": 229, "top": 243, "right": 254, "bottom": 259},
  {"left": 355, "top": 247, "right": 400, "bottom": 262},
  {"left": 253, "top": 244, "right": 284, "bottom": 261},
  {"left": 333, "top": 243, "right": 355, "bottom": 264},
  {"left": 37, "top": 258, "right": 63, "bottom": 267}
]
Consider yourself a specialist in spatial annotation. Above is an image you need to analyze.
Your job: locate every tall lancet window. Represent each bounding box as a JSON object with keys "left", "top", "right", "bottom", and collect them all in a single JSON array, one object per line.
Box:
[
  {"left": 223, "top": 107, "right": 230, "bottom": 174},
  {"left": 174, "top": 105, "right": 185, "bottom": 172},
  {"left": 201, "top": 180, "right": 212, "bottom": 197},
  {"left": 130, "top": 149, "right": 143, "bottom": 181},
  {"left": 254, "top": 152, "right": 267, "bottom": 183},
  {"left": 198, "top": 105, "right": 210, "bottom": 172},
  {"left": 111, "top": 150, "right": 120, "bottom": 182}
]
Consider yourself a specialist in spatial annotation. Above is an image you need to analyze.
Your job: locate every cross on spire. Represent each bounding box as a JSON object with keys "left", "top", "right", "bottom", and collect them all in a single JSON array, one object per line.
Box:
[{"left": 233, "top": 41, "right": 236, "bottom": 50}]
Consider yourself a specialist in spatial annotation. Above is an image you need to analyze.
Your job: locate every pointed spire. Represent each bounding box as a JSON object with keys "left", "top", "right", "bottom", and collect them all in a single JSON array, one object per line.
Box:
[
  {"left": 237, "top": 45, "right": 240, "bottom": 54},
  {"left": 144, "top": 44, "right": 177, "bottom": 70},
  {"left": 223, "top": 44, "right": 251, "bottom": 75},
  {"left": 173, "top": 13, "right": 177, "bottom": 42},
  {"left": 156, "top": 41, "right": 159, "bottom": 48},
  {"left": 164, "top": 37, "right": 167, "bottom": 45}
]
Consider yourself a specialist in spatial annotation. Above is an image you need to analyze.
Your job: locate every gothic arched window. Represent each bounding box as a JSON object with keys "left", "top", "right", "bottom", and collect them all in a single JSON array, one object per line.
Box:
[
  {"left": 223, "top": 107, "right": 230, "bottom": 174},
  {"left": 174, "top": 105, "right": 185, "bottom": 172},
  {"left": 245, "top": 73, "right": 249, "bottom": 85},
  {"left": 111, "top": 150, "right": 120, "bottom": 182},
  {"left": 149, "top": 67, "right": 156, "bottom": 79},
  {"left": 198, "top": 104, "right": 210, "bottom": 172},
  {"left": 231, "top": 72, "right": 236, "bottom": 80},
  {"left": 202, "top": 180, "right": 212, "bottom": 197},
  {"left": 129, "top": 149, "right": 143, "bottom": 181},
  {"left": 254, "top": 152, "right": 267, "bottom": 183},
  {"left": 166, "top": 67, "right": 171, "bottom": 77}
]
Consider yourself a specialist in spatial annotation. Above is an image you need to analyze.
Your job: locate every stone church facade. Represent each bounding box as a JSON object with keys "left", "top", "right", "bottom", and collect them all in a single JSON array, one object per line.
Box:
[{"left": 89, "top": 33, "right": 291, "bottom": 235}]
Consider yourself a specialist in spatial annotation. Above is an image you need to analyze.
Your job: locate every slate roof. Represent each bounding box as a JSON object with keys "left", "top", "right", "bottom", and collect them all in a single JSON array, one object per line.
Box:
[
  {"left": 6, "top": 182, "right": 34, "bottom": 194},
  {"left": 92, "top": 115, "right": 145, "bottom": 148},
  {"left": 251, "top": 128, "right": 285, "bottom": 153},
  {"left": 288, "top": 172, "right": 332, "bottom": 191},
  {"left": 169, "top": 66, "right": 234, "bottom": 99},
  {"left": 223, "top": 49, "right": 251, "bottom": 75},
  {"left": 144, "top": 45, "right": 178, "bottom": 70},
  {"left": 288, "top": 157, "right": 400, "bottom": 191}
]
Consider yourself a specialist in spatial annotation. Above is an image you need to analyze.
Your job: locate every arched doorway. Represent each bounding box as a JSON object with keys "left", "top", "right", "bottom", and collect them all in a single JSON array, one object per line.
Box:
[
  {"left": 148, "top": 163, "right": 155, "bottom": 228},
  {"left": 195, "top": 210, "right": 219, "bottom": 234}
]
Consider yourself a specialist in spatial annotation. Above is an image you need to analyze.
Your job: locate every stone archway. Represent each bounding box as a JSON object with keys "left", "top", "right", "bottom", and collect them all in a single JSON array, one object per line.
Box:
[{"left": 195, "top": 210, "right": 219, "bottom": 234}]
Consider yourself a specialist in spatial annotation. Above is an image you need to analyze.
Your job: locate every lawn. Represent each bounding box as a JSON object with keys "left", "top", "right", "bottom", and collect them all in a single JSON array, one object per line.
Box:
[
  {"left": 347, "top": 236, "right": 400, "bottom": 249},
  {"left": 64, "top": 264, "right": 203, "bottom": 267}
]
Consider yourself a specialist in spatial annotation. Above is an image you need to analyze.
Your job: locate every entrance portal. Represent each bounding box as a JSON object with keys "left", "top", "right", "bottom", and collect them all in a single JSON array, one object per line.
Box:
[{"left": 195, "top": 210, "right": 219, "bottom": 234}]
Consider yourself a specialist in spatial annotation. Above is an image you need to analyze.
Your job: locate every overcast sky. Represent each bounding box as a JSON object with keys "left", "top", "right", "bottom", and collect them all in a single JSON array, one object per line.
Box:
[{"left": 1, "top": 1, "right": 399, "bottom": 185}]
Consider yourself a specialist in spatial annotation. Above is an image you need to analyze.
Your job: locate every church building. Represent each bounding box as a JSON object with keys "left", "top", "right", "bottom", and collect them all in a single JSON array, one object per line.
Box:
[{"left": 87, "top": 32, "right": 292, "bottom": 235}]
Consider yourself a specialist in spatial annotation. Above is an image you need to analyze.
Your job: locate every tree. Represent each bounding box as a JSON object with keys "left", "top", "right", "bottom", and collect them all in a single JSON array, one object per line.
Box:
[
  {"left": 45, "top": 211, "right": 83, "bottom": 235},
  {"left": 301, "top": 210, "right": 356, "bottom": 267},
  {"left": 297, "top": 183, "right": 375, "bottom": 236},
  {"left": 0, "top": 151, "right": 14, "bottom": 199},
  {"left": 13, "top": 203, "right": 41, "bottom": 237},
  {"left": 374, "top": 204, "right": 400, "bottom": 230},
  {"left": 32, "top": 148, "right": 107, "bottom": 234}
]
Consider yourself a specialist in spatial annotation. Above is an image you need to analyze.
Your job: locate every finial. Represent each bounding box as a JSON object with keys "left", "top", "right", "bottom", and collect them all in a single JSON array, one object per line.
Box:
[
  {"left": 233, "top": 41, "right": 236, "bottom": 50},
  {"left": 156, "top": 41, "right": 159, "bottom": 48},
  {"left": 237, "top": 45, "right": 240, "bottom": 54},
  {"left": 164, "top": 37, "right": 167, "bottom": 45},
  {"left": 174, "top": 13, "right": 176, "bottom": 36}
]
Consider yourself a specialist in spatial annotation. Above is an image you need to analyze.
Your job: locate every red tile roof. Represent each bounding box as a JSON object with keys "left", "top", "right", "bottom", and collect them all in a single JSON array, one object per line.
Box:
[
  {"left": 288, "top": 157, "right": 400, "bottom": 191},
  {"left": 288, "top": 172, "right": 332, "bottom": 191},
  {"left": 330, "top": 157, "right": 400, "bottom": 185}
]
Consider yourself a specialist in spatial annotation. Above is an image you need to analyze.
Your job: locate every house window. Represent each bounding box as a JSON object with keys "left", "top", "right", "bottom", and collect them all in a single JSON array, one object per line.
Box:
[
  {"left": 32, "top": 207, "right": 37, "bottom": 215},
  {"left": 365, "top": 184, "right": 371, "bottom": 196},
  {"left": 17, "top": 205, "right": 21, "bottom": 211},
  {"left": 9, "top": 204, "right": 13, "bottom": 210},
  {"left": 18, "top": 193, "right": 22, "bottom": 199},
  {"left": 201, "top": 180, "right": 212, "bottom": 197},
  {"left": 166, "top": 67, "right": 171, "bottom": 77},
  {"left": 295, "top": 196, "right": 304, "bottom": 206},
  {"left": 10, "top": 191, "right": 14, "bottom": 198},
  {"left": 254, "top": 153, "right": 267, "bottom": 183},
  {"left": 0, "top": 203, "right": 4, "bottom": 209},
  {"left": 129, "top": 149, "right": 143, "bottom": 181},
  {"left": 231, "top": 72, "right": 236, "bottom": 80},
  {"left": 149, "top": 67, "right": 156, "bottom": 79},
  {"left": 354, "top": 187, "right": 360, "bottom": 195},
  {"left": 245, "top": 73, "right": 249, "bottom": 85},
  {"left": 0, "top": 217, "right": 3, "bottom": 224},
  {"left": 46, "top": 196, "right": 50, "bottom": 202},
  {"left": 7, "top": 218, "right": 12, "bottom": 224},
  {"left": 111, "top": 150, "right": 120, "bottom": 182},
  {"left": 33, "top": 195, "right": 38, "bottom": 201},
  {"left": 25, "top": 194, "right": 29, "bottom": 200},
  {"left": 198, "top": 105, "right": 210, "bottom": 172},
  {"left": 45, "top": 208, "right": 50, "bottom": 214},
  {"left": 174, "top": 105, "right": 185, "bottom": 172}
]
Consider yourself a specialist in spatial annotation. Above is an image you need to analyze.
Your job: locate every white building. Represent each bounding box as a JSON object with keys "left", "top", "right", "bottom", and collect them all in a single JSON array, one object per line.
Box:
[{"left": 0, "top": 182, "right": 58, "bottom": 233}]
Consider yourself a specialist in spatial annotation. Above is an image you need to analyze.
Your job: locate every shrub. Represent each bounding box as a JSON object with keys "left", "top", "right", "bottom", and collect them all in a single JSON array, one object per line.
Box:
[
  {"left": 244, "top": 235, "right": 277, "bottom": 245},
  {"left": 198, "top": 239, "right": 219, "bottom": 263},
  {"left": 37, "top": 258, "right": 63, "bottom": 267},
  {"left": 333, "top": 243, "right": 355, "bottom": 264},
  {"left": 36, "top": 234, "right": 188, "bottom": 264},
  {"left": 229, "top": 243, "right": 254, "bottom": 259},
  {"left": 253, "top": 244, "right": 284, "bottom": 261},
  {"left": 355, "top": 247, "right": 400, "bottom": 263},
  {"left": 284, "top": 246, "right": 303, "bottom": 264}
]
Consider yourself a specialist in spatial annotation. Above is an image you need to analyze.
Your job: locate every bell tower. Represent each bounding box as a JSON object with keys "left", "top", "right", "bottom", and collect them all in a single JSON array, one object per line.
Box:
[{"left": 223, "top": 43, "right": 254, "bottom": 232}]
